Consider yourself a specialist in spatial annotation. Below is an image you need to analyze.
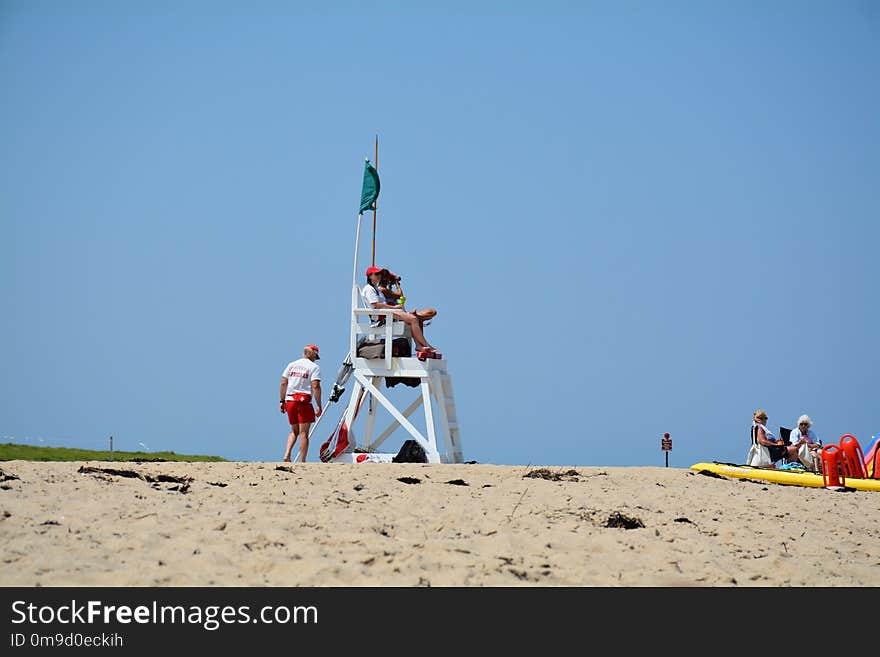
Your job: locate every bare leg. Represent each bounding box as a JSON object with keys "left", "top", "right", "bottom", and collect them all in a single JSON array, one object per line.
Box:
[
  {"left": 810, "top": 447, "right": 822, "bottom": 473},
  {"left": 283, "top": 424, "right": 300, "bottom": 461},
  {"left": 393, "top": 311, "right": 434, "bottom": 350},
  {"left": 298, "top": 423, "right": 311, "bottom": 462}
]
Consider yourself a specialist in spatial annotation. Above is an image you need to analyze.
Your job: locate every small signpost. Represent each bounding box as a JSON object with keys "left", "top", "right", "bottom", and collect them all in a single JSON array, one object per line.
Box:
[{"left": 661, "top": 432, "right": 672, "bottom": 467}]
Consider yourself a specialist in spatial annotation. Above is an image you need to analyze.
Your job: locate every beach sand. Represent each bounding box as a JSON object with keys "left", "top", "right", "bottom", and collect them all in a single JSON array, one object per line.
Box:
[{"left": 1, "top": 460, "right": 878, "bottom": 587}]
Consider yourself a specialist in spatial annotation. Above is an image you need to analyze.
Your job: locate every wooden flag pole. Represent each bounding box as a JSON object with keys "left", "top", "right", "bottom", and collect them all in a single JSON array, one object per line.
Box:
[{"left": 371, "top": 134, "right": 378, "bottom": 266}]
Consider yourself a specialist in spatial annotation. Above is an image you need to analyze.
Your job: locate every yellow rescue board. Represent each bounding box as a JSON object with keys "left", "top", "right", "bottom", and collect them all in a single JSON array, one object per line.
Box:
[{"left": 690, "top": 462, "right": 880, "bottom": 492}]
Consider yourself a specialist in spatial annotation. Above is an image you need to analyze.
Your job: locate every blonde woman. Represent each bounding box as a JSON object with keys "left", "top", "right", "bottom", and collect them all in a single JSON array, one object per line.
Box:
[{"left": 753, "top": 410, "right": 799, "bottom": 465}]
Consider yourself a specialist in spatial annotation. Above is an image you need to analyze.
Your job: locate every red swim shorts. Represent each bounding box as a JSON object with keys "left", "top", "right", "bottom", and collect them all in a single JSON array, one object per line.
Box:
[{"left": 286, "top": 400, "right": 316, "bottom": 424}]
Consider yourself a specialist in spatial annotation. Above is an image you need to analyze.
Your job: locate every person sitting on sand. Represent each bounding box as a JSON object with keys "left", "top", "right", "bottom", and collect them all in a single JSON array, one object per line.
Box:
[{"left": 753, "top": 410, "right": 799, "bottom": 466}]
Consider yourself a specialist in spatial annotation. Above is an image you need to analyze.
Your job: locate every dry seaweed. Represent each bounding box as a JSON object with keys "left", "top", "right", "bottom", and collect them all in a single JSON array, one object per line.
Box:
[
  {"left": 523, "top": 468, "right": 581, "bottom": 482},
  {"left": 77, "top": 466, "right": 192, "bottom": 493},
  {"left": 0, "top": 469, "right": 20, "bottom": 483},
  {"left": 604, "top": 512, "right": 644, "bottom": 529},
  {"left": 696, "top": 469, "right": 727, "bottom": 480}
]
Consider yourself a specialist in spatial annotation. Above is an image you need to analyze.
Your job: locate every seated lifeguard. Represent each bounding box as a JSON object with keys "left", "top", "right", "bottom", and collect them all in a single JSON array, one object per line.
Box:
[{"left": 362, "top": 265, "right": 437, "bottom": 353}]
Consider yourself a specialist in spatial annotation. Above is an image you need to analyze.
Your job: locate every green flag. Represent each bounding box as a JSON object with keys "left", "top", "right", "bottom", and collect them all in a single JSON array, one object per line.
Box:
[{"left": 359, "top": 160, "right": 380, "bottom": 214}]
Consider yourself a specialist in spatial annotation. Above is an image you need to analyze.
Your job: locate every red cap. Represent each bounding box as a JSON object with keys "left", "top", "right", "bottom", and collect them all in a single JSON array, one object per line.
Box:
[
  {"left": 365, "top": 266, "right": 382, "bottom": 277},
  {"left": 305, "top": 344, "right": 320, "bottom": 359}
]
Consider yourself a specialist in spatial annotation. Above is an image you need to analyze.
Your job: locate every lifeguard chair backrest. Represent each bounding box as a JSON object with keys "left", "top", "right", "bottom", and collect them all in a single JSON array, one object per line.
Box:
[
  {"left": 751, "top": 425, "right": 759, "bottom": 446},
  {"left": 839, "top": 434, "right": 867, "bottom": 479},
  {"left": 779, "top": 426, "right": 792, "bottom": 446}
]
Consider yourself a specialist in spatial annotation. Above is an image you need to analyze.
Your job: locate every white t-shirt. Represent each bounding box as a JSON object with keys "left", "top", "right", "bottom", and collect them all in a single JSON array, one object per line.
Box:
[
  {"left": 361, "top": 284, "right": 386, "bottom": 324},
  {"left": 361, "top": 283, "right": 385, "bottom": 307},
  {"left": 282, "top": 358, "right": 321, "bottom": 399}
]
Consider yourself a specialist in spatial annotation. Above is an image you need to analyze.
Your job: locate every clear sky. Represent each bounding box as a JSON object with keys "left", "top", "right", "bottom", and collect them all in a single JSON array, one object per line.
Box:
[{"left": 2, "top": 1, "right": 878, "bottom": 467}]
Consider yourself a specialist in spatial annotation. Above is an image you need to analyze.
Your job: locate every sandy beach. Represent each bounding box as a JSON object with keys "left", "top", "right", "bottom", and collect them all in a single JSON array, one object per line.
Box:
[{"left": 1, "top": 460, "right": 878, "bottom": 587}]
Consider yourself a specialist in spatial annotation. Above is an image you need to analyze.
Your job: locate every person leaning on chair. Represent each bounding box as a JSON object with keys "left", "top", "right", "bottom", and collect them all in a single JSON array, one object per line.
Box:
[
  {"left": 753, "top": 410, "right": 799, "bottom": 465},
  {"left": 361, "top": 265, "right": 437, "bottom": 352},
  {"left": 279, "top": 344, "right": 322, "bottom": 463}
]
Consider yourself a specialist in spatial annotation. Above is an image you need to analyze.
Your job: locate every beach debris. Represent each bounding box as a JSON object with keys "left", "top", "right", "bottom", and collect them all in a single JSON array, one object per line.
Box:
[
  {"left": 523, "top": 468, "right": 581, "bottom": 482},
  {"left": 604, "top": 512, "right": 645, "bottom": 529},
  {"left": 78, "top": 466, "right": 141, "bottom": 479},
  {"left": 40, "top": 520, "right": 61, "bottom": 526},
  {"left": 274, "top": 466, "right": 294, "bottom": 473},
  {"left": 243, "top": 538, "right": 285, "bottom": 551},
  {"left": 153, "top": 474, "right": 190, "bottom": 484},
  {"left": 77, "top": 466, "right": 192, "bottom": 493},
  {"left": 507, "top": 488, "right": 529, "bottom": 522},
  {"left": 127, "top": 458, "right": 171, "bottom": 463},
  {"left": 353, "top": 484, "right": 365, "bottom": 491},
  {"left": 696, "top": 469, "right": 727, "bottom": 480},
  {"left": 445, "top": 479, "right": 469, "bottom": 486},
  {"left": 215, "top": 522, "right": 227, "bottom": 531},
  {"left": 207, "top": 481, "right": 227, "bottom": 487},
  {"left": 0, "top": 468, "right": 20, "bottom": 483},
  {"left": 673, "top": 517, "right": 693, "bottom": 524},
  {"left": 397, "top": 477, "right": 421, "bottom": 485}
]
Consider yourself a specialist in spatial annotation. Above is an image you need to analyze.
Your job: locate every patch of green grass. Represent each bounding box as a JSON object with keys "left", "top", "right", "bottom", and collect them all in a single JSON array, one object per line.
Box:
[{"left": 0, "top": 443, "right": 227, "bottom": 462}]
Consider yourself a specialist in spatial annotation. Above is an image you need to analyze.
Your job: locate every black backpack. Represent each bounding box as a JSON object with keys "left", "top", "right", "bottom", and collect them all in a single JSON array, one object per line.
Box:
[{"left": 393, "top": 439, "right": 428, "bottom": 463}]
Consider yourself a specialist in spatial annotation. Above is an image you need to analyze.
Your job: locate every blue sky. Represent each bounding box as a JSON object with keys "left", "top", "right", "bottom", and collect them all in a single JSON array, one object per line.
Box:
[{"left": 2, "top": 1, "right": 878, "bottom": 466}]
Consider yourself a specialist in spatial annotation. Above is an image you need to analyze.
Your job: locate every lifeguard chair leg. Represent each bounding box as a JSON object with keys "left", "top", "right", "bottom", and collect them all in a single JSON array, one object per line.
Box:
[{"left": 353, "top": 372, "right": 439, "bottom": 462}]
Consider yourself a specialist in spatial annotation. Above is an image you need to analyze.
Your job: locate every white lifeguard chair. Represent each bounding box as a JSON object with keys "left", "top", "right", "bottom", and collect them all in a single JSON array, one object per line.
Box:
[
  {"left": 310, "top": 159, "right": 463, "bottom": 464},
  {"left": 335, "top": 302, "right": 463, "bottom": 464}
]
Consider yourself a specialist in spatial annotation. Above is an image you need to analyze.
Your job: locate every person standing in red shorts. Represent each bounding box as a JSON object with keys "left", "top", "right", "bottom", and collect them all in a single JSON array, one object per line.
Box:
[{"left": 279, "top": 344, "right": 322, "bottom": 462}]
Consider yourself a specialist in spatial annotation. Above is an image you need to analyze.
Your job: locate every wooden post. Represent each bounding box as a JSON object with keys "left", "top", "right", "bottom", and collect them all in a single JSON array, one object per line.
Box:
[
  {"left": 109, "top": 435, "right": 114, "bottom": 462},
  {"left": 371, "top": 134, "right": 378, "bottom": 266}
]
